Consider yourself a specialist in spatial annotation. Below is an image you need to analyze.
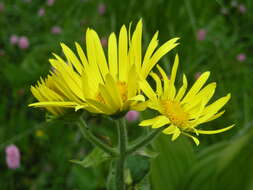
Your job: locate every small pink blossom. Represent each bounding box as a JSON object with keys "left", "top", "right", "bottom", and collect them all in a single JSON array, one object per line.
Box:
[
  {"left": 47, "top": 0, "right": 55, "bottom": 6},
  {"left": 0, "top": 3, "right": 4, "bottom": 12},
  {"left": 194, "top": 72, "right": 202, "bottom": 80},
  {"left": 197, "top": 29, "right": 206, "bottom": 41},
  {"left": 236, "top": 53, "right": 246, "bottom": 62},
  {"left": 100, "top": 37, "right": 108, "bottom": 47},
  {"left": 18, "top": 36, "right": 29, "bottom": 49},
  {"left": 10, "top": 35, "right": 19, "bottom": 45},
  {"left": 125, "top": 111, "right": 140, "bottom": 122},
  {"left": 238, "top": 4, "right": 246, "bottom": 14},
  {"left": 38, "top": 8, "right": 45, "bottom": 17},
  {"left": 98, "top": 3, "right": 106, "bottom": 15},
  {"left": 5, "top": 145, "right": 21, "bottom": 169},
  {"left": 51, "top": 26, "right": 62, "bottom": 34}
]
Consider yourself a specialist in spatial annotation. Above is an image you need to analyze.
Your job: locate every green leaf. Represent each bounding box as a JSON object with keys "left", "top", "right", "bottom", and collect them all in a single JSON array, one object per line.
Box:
[
  {"left": 126, "top": 155, "right": 150, "bottom": 185},
  {"left": 70, "top": 147, "right": 111, "bottom": 168}
]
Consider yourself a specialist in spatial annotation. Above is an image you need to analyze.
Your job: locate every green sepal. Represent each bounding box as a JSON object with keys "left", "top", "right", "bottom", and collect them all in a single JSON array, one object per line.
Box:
[
  {"left": 70, "top": 147, "right": 112, "bottom": 168},
  {"left": 45, "top": 109, "right": 84, "bottom": 123}
]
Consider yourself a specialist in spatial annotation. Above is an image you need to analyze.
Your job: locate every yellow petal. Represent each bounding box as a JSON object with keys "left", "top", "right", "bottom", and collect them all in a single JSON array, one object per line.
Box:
[
  {"left": 128, "top": 95, "right": 145, "bottom": 102},
  {"left": 175, "top": 74, "right": 188, "bottom": 101},
  {"left": 118, "top": 25, "right": 128, "bottom": 81},
  {"left": 139, "top": 115, "right": 166, "bottom": 127},
  {"left": 142, "top": 37, "right": 180, "bottom": 78},
  {"left": 182, "top": 132, "right": 200, "bottom": 146},
  {"left": 29, "top": 101, "right": 77, "bottom": 107},
  {"left": 150, "top": 72, "right": 163, "bottom": 97},
  {"left": 152, "top": 116, "right": 170, "bottom": 128},
  {"left": 182, "top": 71, "right": 210, "bottom": 103},
  {"left": 170, "top": 54, "right": 179, "bottom": 85},
  {"left": 108, "top": 33, "right": 118, "bottom": 79},
  {"left": 86, "top": 98, "right": 113, "bottom": 114},
  {"left": 60, "top": 43, "right": 83, "bottom": 75},
  {"left": 196, "top": 124, "right": 234, "bottom": 134},
  {"left": 89, "top": 29, "right": 109, "bottom": 77}
]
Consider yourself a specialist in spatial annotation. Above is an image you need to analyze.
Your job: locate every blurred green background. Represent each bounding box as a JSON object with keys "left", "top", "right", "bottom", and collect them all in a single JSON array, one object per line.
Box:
[{"left": 0, "top": 0, "right": 252, "bottom": 189}]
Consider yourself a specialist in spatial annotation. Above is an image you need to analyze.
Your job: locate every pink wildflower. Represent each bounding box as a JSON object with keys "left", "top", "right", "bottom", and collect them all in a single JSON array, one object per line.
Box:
[
  {"left": 100, "top": 37, "right": 108, "bottom": 47},
  {"left": 38, "top": 8, "right": 45, "bottom": 17},
  {"left": 10, "top": 35, "right": 19, "bottom": 45},
  {"left": 197, "top": 29, "right": 206, "bottom": 41},
  {"left": 18, "top": 36, "right": 29, "bottom": 49},
  {"left": 236, "top": 53, "right": 246, "bottom": 62},
  {"left": 47, "top": 0, "right": 55, "bottom": 6},
  {"left": 125, "top": 111, "right": 140, "bottom": 122},
  {"left": 98, "top": 3, "right": 106, "bottom": 15},
  {"left": 51, "top": 26, "right": 62, "bottom": 34},
  {"left": 5, "top": 145, "right": 21, "bottom": 169}
]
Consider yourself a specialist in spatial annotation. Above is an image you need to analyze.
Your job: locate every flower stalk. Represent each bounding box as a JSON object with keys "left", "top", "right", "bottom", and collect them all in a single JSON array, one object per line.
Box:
[
  {"left": 78, "top": 117, "right": 117, "bottom": 157},
  {"left": 127, "top": 126, "right": 167, "bottom": 155},
  {"left": 115, "top": 118, "right": 128, "bottom": 190}
]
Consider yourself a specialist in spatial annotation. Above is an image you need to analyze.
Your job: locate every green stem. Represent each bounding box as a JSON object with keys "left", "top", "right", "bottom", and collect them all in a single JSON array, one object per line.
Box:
[
  {"left": 78, "top": 117, "right": 117, "bottom": 156},
  {"left": 126, "top": 126, "right": 167, "bottom": 155},
  {"left": 115, "top": 118, "right": 128, "bottom": 190}
]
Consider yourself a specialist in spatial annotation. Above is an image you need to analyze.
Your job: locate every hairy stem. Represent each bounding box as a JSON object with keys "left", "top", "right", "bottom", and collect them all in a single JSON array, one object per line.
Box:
[
  {"left": 78, "top": 117, "right": 117, "bottom": 156},
  {"left": 115, "top": 118, "right": 128, "bottom": 190},
  {"left": 126, "top": 126, "right": 167, "bottom": 155}
]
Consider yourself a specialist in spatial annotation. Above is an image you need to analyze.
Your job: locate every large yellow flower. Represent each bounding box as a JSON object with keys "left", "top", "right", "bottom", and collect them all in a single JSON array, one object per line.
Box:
[
  {"left": 29, "top": 20, "right": 179, "bottom": 116},
  {"left": 139, "top": 54, "right": 234, "bottom": 145}
]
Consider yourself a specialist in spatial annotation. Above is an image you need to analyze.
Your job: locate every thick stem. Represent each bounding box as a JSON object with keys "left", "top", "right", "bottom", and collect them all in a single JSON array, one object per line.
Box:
[
  {"left": 115, "top": 118, "right": 128, "bottom": 190},
  {"left": 126, "top": 126, "right": 167, "bottom": 155},
  {"left": 78, "top": 117, "right": 117, "bottom": 156}
]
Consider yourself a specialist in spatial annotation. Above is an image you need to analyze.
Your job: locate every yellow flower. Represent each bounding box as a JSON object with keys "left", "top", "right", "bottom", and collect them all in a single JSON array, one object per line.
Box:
[
  {"left": 29, "top": 20, "right": 179, "bottom": 116},
  {"left": 139, "top": 54, "right": 234, "bottom": 145}
]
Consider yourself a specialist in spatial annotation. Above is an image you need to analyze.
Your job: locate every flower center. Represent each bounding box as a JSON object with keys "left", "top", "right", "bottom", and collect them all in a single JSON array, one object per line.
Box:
[
  {"left": 162, "top": 100, "right": 189, "bottom": 127},
  {"left": 96, "top": 81, "right": 128, "bottom": 104},
  {"left": 117, "top": 81, "right": 128, "bottom": 103}
]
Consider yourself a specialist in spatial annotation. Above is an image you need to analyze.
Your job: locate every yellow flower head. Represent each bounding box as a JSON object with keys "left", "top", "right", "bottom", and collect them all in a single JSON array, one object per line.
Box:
[
  {"left": 29, "top": 20, "right": 179, "bottom": 116},
  {"left": 139, "top": 54, "right": 234, "bottom": 145}
]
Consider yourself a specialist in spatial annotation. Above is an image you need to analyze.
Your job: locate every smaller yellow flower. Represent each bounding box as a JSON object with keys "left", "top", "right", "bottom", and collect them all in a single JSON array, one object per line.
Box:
[
  {"left": 35, "top": 129, "right": 45, "bottom": 137},
  {"left": 139, "top": 54, "right": 234, "bottom": 145}
]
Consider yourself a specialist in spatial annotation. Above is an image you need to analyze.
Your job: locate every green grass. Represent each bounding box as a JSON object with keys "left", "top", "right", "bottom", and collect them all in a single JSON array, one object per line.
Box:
[{"left": 0, "top": 0, "right": 252, "bottom": 189}]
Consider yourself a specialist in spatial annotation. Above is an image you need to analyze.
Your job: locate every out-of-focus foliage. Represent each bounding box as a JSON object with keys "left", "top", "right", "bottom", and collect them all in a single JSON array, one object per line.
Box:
[{"left": 0, "top": 0, "right": 252, "bottom": 189}]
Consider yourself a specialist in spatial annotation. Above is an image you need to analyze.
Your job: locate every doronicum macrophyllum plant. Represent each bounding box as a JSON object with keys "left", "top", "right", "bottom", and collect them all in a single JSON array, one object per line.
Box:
[{"left": 29, "top": 20, "right": 234, "bottom": 190}]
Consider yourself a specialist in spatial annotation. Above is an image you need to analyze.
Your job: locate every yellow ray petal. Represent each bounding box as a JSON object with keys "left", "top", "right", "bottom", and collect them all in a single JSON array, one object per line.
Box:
[
  {"left": 118, "top": 25, "right": 128, "bottom": 81},
  {"left": 139, "top": 115, "right": 167, "bottom": 127},
  {"left": 29, "top": 101, "right": 77, "bottom": 107},
  {"left": 75, "top": 42, "right": 89, "bottom": 68},
  {"left": 175, "top": 74, "right": 188, "bottom": 101},
  {"left": 60, "top": 43, "right": 83, "bottom": 75},
  {"left": 170, "top": 54, "right": 179, "bottom": 85},
  {"left": 142, "top": 37, "right": 180, "bottom": 78},
  {"left": 86, "top": 98, "right": 113, "bottom": 114},
  {"left": 182, "top": 71, "right": 210, "bottom": 103},
  {"left": 172, "top": 127, "right": 181, "bottom": 141},
  {"left": 143, "top": 31, "right": 159, "bottom": 68},
  {"left": 89, "top": 29, "right": 109, "bottom": 77},
  {"left": 139, "top": 78, "right": 157, "bottom": 100},
  {"left": 156, "top": 65, "right": 170, "bottom": 99},
  {"left": 196, "top": 124, "right": 234, "bottom": 134},
  {"left": 104, "top": 74, "right": 122, "bottom": 107},
  {"left": 99, "top": 83, "right": 119, "bottom": 111},
  {"left": 128, "top": 95, "right": 145, "bottom": 102},
  {"left": 152, "top": 116, "right": 171, "bottom": 128},
  {"left": 150, "top": 72, "right": 163, "bottom": 97},
  {"left": 131, "top": 19, "right": 142, "bottom": 71},
  {"left": 108, "top": 33, "right": 118, "bottom": 79},
  {"left": 182, "top": 132, "right": 200, "bottom": 146}
]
